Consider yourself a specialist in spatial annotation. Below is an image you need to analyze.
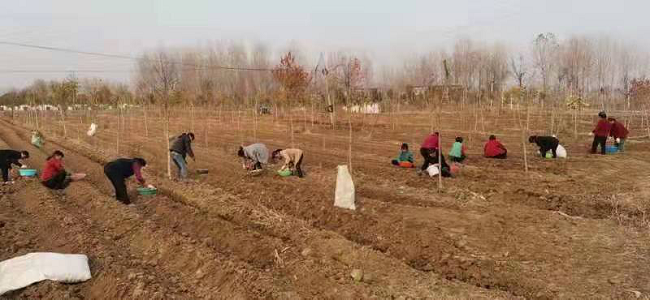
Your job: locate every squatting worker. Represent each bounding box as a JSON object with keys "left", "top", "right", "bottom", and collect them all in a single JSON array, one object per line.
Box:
[
  {"left": 272, "top": 148, "right": 304, "bottom": 178},
  {"left": 484, "top": 135, "right": 508, "bottom": 159},
  {"left": 103, "top": 158, "right": 147, "bottom": 205},
  {"left": 0, "top": 149, "right": 29, "bottom": 184},
  {"left": 169, "top": 132, "right": 195, "bottom": 180},
  {"left": 41, "top": 150, "right": 71, "bottom": 190},
  {"left": 608, "top": 117, "right": 629, "bottom": 152}
]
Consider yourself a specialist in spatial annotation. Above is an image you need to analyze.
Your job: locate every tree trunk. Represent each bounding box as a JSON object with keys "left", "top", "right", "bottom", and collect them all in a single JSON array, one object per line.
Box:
[
  {"left": 517, "top": 102, "right": 529, "bottom": 174},
  {"left": 437, "top": 97, "right": 443, "bottom": 191},
  {"left": 165, "top": 106, "right": 172, "bottom": 179},
  {"left": 348, "top": 113, "right": 352, "bottom": 172},
  {"left": 290, "top": 105, "right": 295, "bottom": 148},
  {"left": 205, "top": 108, "right": 210, "bottom": 148},
  {"left": 116, "top": 107, "right": 121, "bottom": 154},
  {"left": 325, "top": 78, "right": 335, "bottom": 128},
  {"left": 311, "top": 97, "right": 315, "bottom": 128},
  {"left": 573, "top": 109, "right": 578, "bottom": 139},
  {"left": 253, "top": 98, "right": 258, "bottom": 141},
  {"left": 143, "top": 105, "right": 149, "bottom": 137},
  {"left": 191, "top": 102, "right": 196, "bottom": 133},
  {"left": 59, "top": 106, "right": 67, "bottom": 138},
  {"left": 237, "top": 109, "right": 243, "bottom": 145},
  {"left": 646, "top": 108, "right": 650, "bottom": 138}
]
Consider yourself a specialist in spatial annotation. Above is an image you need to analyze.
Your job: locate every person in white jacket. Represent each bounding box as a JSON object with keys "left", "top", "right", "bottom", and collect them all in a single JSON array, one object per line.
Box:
[{"left": 272, "top": 148, "right": 304, "bottom": 178}]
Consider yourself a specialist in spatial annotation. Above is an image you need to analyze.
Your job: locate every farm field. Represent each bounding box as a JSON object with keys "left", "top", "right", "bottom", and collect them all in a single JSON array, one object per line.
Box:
[{"left": 1, "top": 107, "right": 650, "bottom": 300}]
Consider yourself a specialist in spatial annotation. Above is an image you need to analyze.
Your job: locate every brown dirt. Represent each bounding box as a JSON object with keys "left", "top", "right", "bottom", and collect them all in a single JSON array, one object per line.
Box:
[{"left": 2, "top": 108, "right": 650, "bottom": 299}]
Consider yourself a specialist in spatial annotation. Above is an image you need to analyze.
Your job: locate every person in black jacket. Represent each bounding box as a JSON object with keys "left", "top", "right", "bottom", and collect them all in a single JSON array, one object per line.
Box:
[
  {"left": 419, "top": 148, "right": 451, "bottom": 177},
  {"left": 528, "top": 135, "right": 559, "bottom": 158},
  {"left": 103, "top": 158, "right": 147, "bottom": 204},
  {"left": 0, "top": 150, "right": 29, "bottom": 184},
  {"left": 169, "top": 132, "right": 195, "bottom": 180}
]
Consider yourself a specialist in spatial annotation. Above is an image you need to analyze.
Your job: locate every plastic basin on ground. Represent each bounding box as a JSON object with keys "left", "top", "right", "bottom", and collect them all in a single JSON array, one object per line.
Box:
[
  {"left": 18, "top": 169, "right": 37, "bottom": 177},
  {"left": 278, "top": 169, "right": 293, "bottom": 177},
  {"left": 606, "top": 145, "right": 618, "bottom": 154},
  {"left": 137, "top": 187, "right": 157, "bottom": 196},
  {"left": 398, "top": 162, "right": 414, "bottom": 168}
]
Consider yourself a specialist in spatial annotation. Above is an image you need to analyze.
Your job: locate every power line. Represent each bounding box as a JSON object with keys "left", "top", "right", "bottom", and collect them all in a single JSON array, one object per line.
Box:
[
  {"left": 0, "top": 40, "right": 273, "bottom": 72},
  {"left": 0, "top": 69, "right": 134, "bottom": 74}
]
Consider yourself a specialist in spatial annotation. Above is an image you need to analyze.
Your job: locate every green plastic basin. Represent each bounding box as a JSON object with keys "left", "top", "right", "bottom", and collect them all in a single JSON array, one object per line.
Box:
[
  {"left": 278, "top": 169, "right": 293, "bottom": 177},
  {"left": 18, "top": 169, "right": 37, "bottom": 177},
  {"left": 137, "top": 187, "right": 158, "bottom": 196}
]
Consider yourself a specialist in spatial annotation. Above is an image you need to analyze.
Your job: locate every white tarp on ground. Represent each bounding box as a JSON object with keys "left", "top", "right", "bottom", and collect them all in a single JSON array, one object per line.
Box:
[
  {"left": 556, "top": 144, "right": 567, "bottom": 158},
  {"left": 0, "top": 253, "right": 91, "bottom": 296},
  {"left": 334, "top": 165, "right": 356, "bottom": 210}
]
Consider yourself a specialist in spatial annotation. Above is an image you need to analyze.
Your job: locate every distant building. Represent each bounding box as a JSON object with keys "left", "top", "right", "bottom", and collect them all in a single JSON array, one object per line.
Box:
[{"left": 407, "top": 84, "right": 465, "bottom": 100}]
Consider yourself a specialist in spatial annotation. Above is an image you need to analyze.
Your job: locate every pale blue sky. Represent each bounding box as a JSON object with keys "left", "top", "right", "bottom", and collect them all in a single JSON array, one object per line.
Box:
[{"left": 1, "top": 0, "right": 648, "bottom": 90}]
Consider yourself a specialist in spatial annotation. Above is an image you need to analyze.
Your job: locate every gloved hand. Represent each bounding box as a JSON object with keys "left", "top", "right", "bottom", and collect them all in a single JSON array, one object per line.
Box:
[
  {"left": 147, "top": 184, "right": 156, "bottom": 189},
  {"left": 588, "top": 132, "right": 594, "bottom": 136},
  {"left": 20, "top": 165, "right": 28, "bottom": 169},
  {"left": 616, "top": 138, "right": 621, "bottom": 143}
]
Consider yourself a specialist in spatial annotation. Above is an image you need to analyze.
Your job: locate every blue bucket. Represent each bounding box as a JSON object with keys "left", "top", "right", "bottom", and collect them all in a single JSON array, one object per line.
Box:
[
  {"left": 18, "top": 169, "right": 37, "bottom": 177},
  {"left": 606, "top": 145, "right": 618, "bottom": 154}
]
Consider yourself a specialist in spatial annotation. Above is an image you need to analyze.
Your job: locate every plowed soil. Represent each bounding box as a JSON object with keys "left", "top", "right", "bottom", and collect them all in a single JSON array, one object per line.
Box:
[{"left": 1, "top": 108, "right": 649, "bottom": 300}]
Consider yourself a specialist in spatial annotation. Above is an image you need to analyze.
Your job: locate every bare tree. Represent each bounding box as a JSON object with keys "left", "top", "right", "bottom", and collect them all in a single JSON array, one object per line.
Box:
[
  {"left": 136, "top": 50, "right": 180, "bottom": 179},
  {"left": 510, "top": 54, "right": 528, "bottom": 88},
  {"left": 532, "top": 33, "right": 559, "bottom": 93}
]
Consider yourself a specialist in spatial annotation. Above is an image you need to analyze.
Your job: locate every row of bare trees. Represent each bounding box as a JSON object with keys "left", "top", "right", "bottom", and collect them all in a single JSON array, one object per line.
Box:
[{"left": 2, "top": 34, "right": 650, "bottom": 114}]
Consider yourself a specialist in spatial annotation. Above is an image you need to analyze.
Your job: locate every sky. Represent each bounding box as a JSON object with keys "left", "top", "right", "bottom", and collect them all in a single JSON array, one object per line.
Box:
[{"left": 1, "top": 0, "right": 649, "bottom": 91}]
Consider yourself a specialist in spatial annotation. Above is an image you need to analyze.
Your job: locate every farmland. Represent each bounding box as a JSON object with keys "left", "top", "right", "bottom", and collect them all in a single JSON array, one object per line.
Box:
[{"left": 1, "top": 106, "right": 649, "bottom": 299}]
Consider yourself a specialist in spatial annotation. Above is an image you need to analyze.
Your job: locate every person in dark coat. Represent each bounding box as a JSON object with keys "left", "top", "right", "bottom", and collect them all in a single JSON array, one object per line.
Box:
[
  {"left": 103, "top": 158, "right": 147, "bottom": 204},
  {"left": 591, "top": 111, "right": 611, "bottom": 155},
  {"left": 529, "top": 135, "right": 560, "bottom": 158},
  {"left": 420, "top": 148, "right": 451, "bottom": 177},
  {"left": 419, "top": 132, "right": 440, "bottom": 172},
  {"left": 169, "top": 132, "right": 195, "bottom": 180},
  {"left": 0, "top": 150, "right": 29, "bottom": 184}
]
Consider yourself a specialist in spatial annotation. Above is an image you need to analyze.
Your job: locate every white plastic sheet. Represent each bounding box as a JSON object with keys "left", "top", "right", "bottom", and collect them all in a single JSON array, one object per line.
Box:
[
  {"left": 334, "top": 165, "right": 356, "bottom": 210},
  {"left": 0, "top": 253, "right": 91, "bottom": 296}
]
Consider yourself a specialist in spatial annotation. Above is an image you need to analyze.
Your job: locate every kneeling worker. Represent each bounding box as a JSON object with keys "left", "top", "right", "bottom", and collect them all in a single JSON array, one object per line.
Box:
[{"left": 41, "top": 150, "right": 85, "bottom": 191}]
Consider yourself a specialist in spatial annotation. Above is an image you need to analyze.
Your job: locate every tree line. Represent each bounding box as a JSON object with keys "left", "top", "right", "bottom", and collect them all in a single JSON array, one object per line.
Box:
[{"left": 2, "top": 33, "right": 650, "bottom": 112}]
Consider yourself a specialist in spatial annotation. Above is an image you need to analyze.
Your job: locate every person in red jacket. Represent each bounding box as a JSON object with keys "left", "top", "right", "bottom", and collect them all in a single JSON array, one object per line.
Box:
[
  {"left": 608, "top": 117, "right": 629, "bottom": 152},
  {"left": 41, "top": 150, "right": 71, "bottom": 190},
  {"left": 419, "top": 132, "right": 440, "bottom": 172},
  {"left": 484, "top": 135, "right": 507, "bottom": 159},
  {"left": 591, "top": 111, "right": 611, "bottom": 155}
]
